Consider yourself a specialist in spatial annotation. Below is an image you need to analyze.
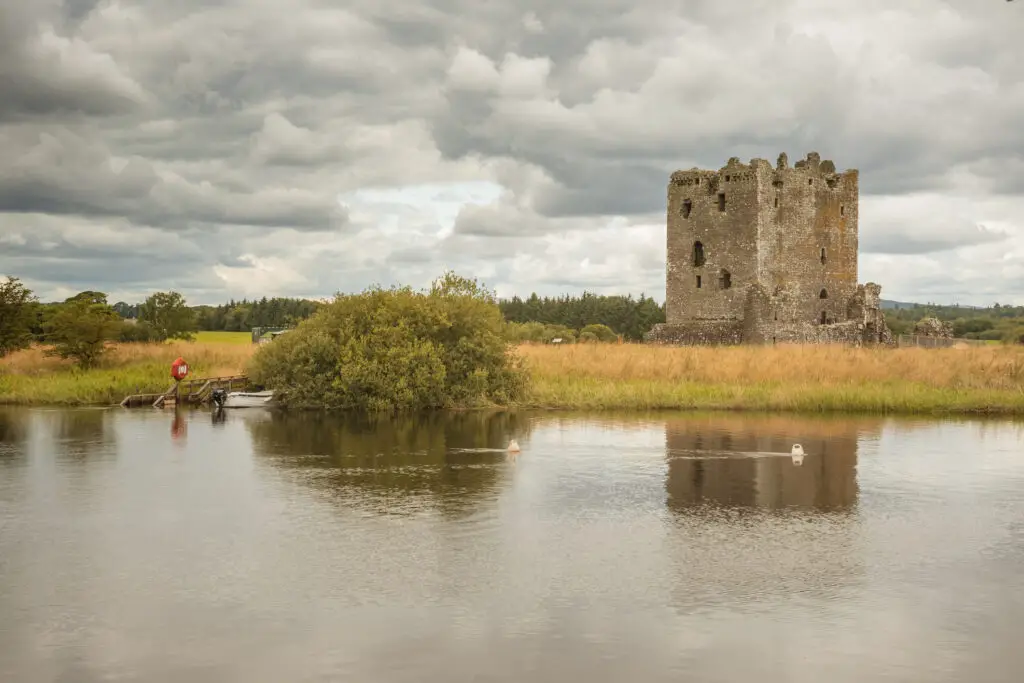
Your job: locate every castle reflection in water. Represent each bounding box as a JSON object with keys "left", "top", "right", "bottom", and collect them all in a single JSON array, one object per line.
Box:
[{"left": 664, "top": 413, "right": 883, "bottom": 512}]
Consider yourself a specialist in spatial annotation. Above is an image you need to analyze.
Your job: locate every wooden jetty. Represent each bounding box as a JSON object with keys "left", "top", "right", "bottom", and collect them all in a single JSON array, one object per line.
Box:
[{"left": 120, "top": 375, "right": 250, "bottom": 408}]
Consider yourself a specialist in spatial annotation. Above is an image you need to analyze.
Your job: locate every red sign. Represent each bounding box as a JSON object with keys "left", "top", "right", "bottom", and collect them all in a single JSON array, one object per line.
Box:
[{"left": 171, "top": 357, "right": 189, "bottom": 381}]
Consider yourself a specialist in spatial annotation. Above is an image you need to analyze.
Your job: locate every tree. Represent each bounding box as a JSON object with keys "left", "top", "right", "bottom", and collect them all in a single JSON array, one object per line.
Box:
[
  {"left": 0, "top": 276, "right": 37, "bottom": 357},
  {"left": 44, "top": 292, "right": 122, "bottom": 368},
  {"left": 249, "top": 271, "right": 529, "bottom": 411},
  {"left": 138, "top": 291, "right": 197, "bottom": 341}
]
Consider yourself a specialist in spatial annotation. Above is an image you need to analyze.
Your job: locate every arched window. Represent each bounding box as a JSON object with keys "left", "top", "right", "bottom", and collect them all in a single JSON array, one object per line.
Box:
[
  {"left": 719, "top": 269, "right": 731, "bottom": 289},
  {"left": 819, "top": 289, "right": 828, "bottom": 299},
  {"left": 693, "top": 241, "right": 705, "bottom": 267},
  {"left": 820, "top": 248, "right": 826, "bottom": 264},
  {"left": 681, "top": 199, "right": 692, "bottom": 218}
]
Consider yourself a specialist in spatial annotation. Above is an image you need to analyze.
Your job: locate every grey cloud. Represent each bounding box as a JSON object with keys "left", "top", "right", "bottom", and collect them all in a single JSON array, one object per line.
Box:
[
  {"left": 861, "top": 226, "right": 1010, "bottom": 256},
  {"left": 0, "top": 126, "right": 348, "bottom": 230},
  {"left": 0, "top": 3, "right": 147, "bottom": 121}
]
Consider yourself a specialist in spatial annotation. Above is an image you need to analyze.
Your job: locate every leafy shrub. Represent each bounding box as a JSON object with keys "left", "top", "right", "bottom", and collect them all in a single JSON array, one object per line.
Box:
[
  {"left": 579, "top": 323, "right": 618, "bottom": 343},
  {"left": 504, "top": 321, "right": 577, "bottom": 344},
  {"left": 249, "top": 272, "right": 529, "bottom": 411},
  {"left": 117, "top": 321, "right": 160, "bottom": 343}
]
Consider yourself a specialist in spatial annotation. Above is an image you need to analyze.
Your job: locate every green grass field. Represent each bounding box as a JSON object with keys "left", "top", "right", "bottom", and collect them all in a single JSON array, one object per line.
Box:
[{"left": 194, "top": 331, "right": 252, "bottom": 345}]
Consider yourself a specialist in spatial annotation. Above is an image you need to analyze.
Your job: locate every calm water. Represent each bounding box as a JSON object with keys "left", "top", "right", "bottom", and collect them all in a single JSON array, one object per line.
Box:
[{"left": 1, "top": 407, "right": 1023, "bottom": 682}]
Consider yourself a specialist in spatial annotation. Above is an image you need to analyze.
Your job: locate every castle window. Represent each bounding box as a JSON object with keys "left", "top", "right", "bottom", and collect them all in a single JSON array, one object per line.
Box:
[
  {"left": 693, "top": 241, "right": 705, "bottom": 267},
  {"left": 725, "top": 175, "right": 730, "bottom": 182},
  {"left": 717, "top": 193, "right": 725, "bottom": 212},
  {"left": 774, "top": 311, "right": 778, "bottom": 321},
  {"left": 696, "top": 275, "right": 702, "bottom": 289},
  {"left": 682, "top": 199, "right": 692, "bottom": 218},
  {"left": 774, "top": 196, "right": 779, "bottom": 208},
  {"left": 820, "top": 248, "right": 826, "bottom": 264},
  {"left": 820, "top": 311, "right": 827, "bottom": 324},
  {"left": 840, "top": 205, "right": 844, "bottom": 216},
  {"left": 808, "top": 178, "right": 813, "bottom": 185},
  {"left": 719, "top": 269, "right": 731, "bottom": 289},
  {"left": 819, "top": 289, "right": 828, "bottom": 299}
]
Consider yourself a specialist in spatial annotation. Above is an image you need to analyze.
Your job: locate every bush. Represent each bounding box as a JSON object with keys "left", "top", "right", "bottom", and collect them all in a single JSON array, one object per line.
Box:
[
  {"left": 504, "top": 321, "right": 577, "bottom": 344},
  {"left": 249, "top": 271, "right": 530, "bottom": 411},
  {"left": 117, "top": 321, "right": 160, "bottom": 343},
  {"left": 579, "top": 323, "right": 618, "bottom": 343}
]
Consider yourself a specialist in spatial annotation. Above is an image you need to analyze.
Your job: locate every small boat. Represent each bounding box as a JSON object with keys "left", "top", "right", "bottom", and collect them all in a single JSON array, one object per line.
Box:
[{"left": 211, "top": 389, "right": 276, "bottom": 409}]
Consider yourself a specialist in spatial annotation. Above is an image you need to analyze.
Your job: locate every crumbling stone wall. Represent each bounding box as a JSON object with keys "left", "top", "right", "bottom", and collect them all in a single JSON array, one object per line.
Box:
[
  {"left": 912, "top": 317, "right": 954, "bottom": 338},
  {"left": 648, "top": 152, "right": 892, "bottom": 347}
]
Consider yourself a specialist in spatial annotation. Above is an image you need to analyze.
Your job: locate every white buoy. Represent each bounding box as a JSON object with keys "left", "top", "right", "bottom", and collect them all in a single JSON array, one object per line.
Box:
[
  {"left": 791, "top": 443, "right": 805, "bottom": 466},
  {"left": 507, "top": 439, "right": 521, "bottom": 453}
]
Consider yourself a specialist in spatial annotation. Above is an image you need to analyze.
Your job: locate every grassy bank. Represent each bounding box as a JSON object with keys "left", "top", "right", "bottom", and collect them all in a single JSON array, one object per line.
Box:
[
  {"left": 517, "top": 343, "right": 1024, "bottom": 415},
  {"left": 3, "top": 340, "right": 1024, "bottom": 415},
  {"left": 0, "top": 342, "right": 254, "bottom": 406}
]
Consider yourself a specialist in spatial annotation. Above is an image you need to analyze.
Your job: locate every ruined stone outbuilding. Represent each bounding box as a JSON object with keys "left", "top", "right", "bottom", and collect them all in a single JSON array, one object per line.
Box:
[
  {"left": 646, "top": 152, "right": 893, "bottom": 346},
  {"left": 912, "top": 317, "right": 954, "bottom": 339}
]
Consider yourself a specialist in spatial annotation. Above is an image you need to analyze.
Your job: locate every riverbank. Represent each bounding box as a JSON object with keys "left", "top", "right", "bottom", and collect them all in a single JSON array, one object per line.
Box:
[
  {"left": 0, "top": 342, "right": 252, "bottom": 406},
  {"left": 517, "top": 343, "right": 1024, "bottom": 415},
  {"left": 3, "top": 341, "right": 1023, "bottom": 414}
]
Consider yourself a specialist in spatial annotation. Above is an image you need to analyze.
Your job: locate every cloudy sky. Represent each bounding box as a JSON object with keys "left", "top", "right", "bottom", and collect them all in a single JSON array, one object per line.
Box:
[{"left": 1, "top": 0, "right": 1022, "bottom": 306}]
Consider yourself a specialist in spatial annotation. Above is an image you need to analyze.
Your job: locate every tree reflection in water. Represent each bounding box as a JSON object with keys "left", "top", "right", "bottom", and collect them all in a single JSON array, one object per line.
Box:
[{"left": 245, "top": 410, "right": 535, "bottom": 519}]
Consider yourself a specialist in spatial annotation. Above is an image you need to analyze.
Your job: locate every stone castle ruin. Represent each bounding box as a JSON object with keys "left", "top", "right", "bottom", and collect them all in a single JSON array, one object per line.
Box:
[{"left": 646, "top": 152, "right": 893, "bottom": 346}]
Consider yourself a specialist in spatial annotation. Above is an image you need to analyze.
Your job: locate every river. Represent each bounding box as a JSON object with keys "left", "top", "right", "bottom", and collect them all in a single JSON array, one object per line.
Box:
[{"left": 1, "top": 407, "right": 1023, "bottom": 682}]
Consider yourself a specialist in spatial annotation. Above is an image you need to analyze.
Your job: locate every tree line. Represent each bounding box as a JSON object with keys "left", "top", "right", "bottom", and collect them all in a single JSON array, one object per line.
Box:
[
  {"left": 883, "top": 302, "right": 1024, "bottom": 343},
  {"left": 1, "top": 277, "right": 197, "bottom": 367},
  {"left": 6, "top": 271, "right": 1023, "bottom": 371}
]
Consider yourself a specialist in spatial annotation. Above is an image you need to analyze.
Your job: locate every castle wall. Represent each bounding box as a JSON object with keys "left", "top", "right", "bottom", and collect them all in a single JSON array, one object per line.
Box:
[
  {"left": 644, "top": 320, "right": 743, "bottom": 346},
  {"left": 759, "top": 152, "right": 858, "bottom": 326},
  {"left": 666, "top": 157, "right": 762, "bottom": 325}
]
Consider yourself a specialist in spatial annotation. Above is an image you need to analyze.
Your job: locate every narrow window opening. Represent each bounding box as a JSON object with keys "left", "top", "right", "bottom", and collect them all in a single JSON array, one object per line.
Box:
[
  {"left": 681, "top": 199, "right": 692, "bottom": 218},
  {"left": 717, "top": 193, "right": 726, "bottom": 212},
  {"left": 774, "top": 311, "right": 778, "bottom": 321},
  {"left": 819, "top": 289, "right": 828, "bottom": 299},
  {"left": 820, "top": 310, "right": 827, "bottom": 324},
  {"left": 772, "top": 336, "right": 776, "bottom": 345},
  {"left": 719, "top": 269, "right": 731, "bottom": 289},
  {"left": 808, "top": 178, "right": 813, "bottom": 185},
  {"left": 696, "top": 275, "right": 702, "bottom": 289},
  {"left": 693, "top": 241, "right": 705, "bottom": 267},
  {"left": 725, "top": 175, "right": 731, "bottom": 182},
  {"left": 820, "top": 248, "right": 826, "bottom": 264},
  {"left": 774, "top": 196, "right": 779, "bottom": 208},
  {"left": 840, "top": 204, "right": 844, "bottom": 216}
]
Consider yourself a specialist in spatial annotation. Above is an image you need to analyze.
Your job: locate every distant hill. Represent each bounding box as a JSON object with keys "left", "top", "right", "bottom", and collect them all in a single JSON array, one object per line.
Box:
[
  {"left": 880, "top": 299, "right": 918, "bottom": 310},
  {"left": 880, "top": 299, "right": 987, "bottom": 311}
]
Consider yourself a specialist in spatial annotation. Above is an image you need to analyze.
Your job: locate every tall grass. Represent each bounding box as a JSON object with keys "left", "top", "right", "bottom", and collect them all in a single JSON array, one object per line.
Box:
[
  {"left": 0, "top": 342, "right": 255, "bottom": 405},
  {"left": 5, "top": 339, "right": 1024, "bottom": 414},
  {"left": 517, "top": 343, "right": 1024, "bottom": 414}
]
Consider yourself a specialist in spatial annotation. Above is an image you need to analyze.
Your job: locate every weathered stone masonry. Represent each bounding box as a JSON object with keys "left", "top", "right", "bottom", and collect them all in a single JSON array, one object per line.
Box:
[{"left": 646, "top": 152, "right": 892, "bottom": 346}]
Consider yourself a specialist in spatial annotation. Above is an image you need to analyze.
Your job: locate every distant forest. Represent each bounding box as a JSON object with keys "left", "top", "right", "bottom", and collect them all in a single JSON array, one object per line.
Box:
[{"left": 107, "top": 294, "right": 1024, "bottom": 343}]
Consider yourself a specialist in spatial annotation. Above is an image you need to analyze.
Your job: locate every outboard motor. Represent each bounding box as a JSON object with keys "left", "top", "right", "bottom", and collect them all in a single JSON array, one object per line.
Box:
[{"left": 211, "top": 388, "right": 228, "bottom": 408}]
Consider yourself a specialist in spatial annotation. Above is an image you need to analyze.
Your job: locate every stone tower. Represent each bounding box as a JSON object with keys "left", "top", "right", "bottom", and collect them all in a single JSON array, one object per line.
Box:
[{"left": 646, "top": 152, "right": 891, "bottom": 346}]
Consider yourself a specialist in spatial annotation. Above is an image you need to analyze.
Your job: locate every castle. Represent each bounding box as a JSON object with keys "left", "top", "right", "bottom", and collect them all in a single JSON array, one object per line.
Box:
[{"left": 645, "top": 152, "right": 892, "bottom": 346}]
